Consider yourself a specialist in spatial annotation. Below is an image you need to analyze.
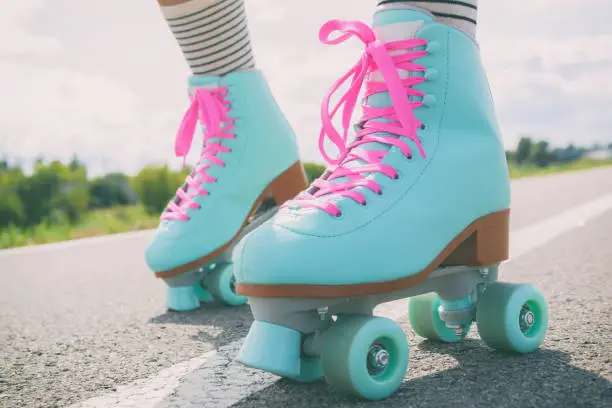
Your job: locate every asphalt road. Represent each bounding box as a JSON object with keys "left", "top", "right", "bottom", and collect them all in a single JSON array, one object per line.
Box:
[{"left": 1, "top": 167, "right": 611, "bottom": 408}]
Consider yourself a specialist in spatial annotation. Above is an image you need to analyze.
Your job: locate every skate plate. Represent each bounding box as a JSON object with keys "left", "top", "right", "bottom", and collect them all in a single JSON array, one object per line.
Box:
[{"left": 237, "top": 264, "right": 549, "bottom": 400}]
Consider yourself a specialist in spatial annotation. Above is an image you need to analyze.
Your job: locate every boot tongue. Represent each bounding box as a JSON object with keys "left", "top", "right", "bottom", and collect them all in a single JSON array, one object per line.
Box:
[
  {"left": 173, "top": 77, "right": 225, "bottom": 210},
  {"left": 370, "top": 7, "right": 434, "bottom": 81},
  {"left": 187, "top": 76, "right": 225, "bottom": 146},
  {"left": 303, "top": 8, "right": 435, "bottom": 207},
  {"left": 322, "top": 8, "right": 433, "bottom": 188},
  {"left": 367, "top": 6, "right": 434, "bottom": 115}
]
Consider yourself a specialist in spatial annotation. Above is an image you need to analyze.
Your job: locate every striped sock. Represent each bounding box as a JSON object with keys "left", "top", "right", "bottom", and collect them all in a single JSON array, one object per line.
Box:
[
  {"left": 160, "top": 0, "right": 255, "bottom": 76},
  {"left": 377, "top": 0, "right": 478, "bottom": 39}
]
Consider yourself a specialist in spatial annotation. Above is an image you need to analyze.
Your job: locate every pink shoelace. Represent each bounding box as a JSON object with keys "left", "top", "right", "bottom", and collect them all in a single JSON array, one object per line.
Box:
[
  {"left": 286, "top": 20, "right": 429, "bottom": 217},
  {"left": 162, "top": 87, "right": 234, "bottom": 221}
]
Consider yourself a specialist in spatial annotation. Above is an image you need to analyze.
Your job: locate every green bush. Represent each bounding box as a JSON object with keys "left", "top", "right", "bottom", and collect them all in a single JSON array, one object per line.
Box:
[
  {"left": 0, "top": 165, "right": 26, "bottom": 227},
  {"left": 89, "top": 173, "right": 138, "bottom": 209},
  {"left": 132, "top": 165, "right": 189, "bottom": 215},
  {"left": 515, "top": 136, "right": 533, "bottom": 165},
  {"left": 19, "top": 160, "right": 90, "bottom": 225},
  {"left": 530, "top": 141, "right": 553, "bottom": 168},
  {"left": 1, "top": 159, "right": 90, "bottom": 228},
  {"left": 0, "top": 191, "right": 25, "bottom": 228},
  {"left": 303, "top": 162, "right": 326, "bottom": 183}
]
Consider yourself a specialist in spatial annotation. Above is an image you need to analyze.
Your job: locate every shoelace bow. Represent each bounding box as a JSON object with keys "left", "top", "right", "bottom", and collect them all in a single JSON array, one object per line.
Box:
[
  {"left": 286, "top": 19, "right": 429, "bottom": 217},
  {"left": 162, "top": 87, "right": 234, "bottom": 221}
]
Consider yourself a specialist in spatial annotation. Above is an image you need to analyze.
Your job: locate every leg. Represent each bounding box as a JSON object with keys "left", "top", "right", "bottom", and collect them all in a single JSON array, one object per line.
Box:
[
  {"left": 157, "top": 0, "right": 254, "bottom": 75},
  {"left": 377, "top": 0, "right": 478, "bottom": 38},
  {"left": 147, "top": 0, "right": 308, "bottom": 311}
]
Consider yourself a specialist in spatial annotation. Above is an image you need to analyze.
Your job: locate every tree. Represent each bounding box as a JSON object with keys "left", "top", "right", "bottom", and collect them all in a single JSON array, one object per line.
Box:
[
  {"left": 515, "top": 136, "right": 533, "bottom": 165},
  {"left": 555, "top": 143, "right": 584, "bottom": 162},
  {"left": 0, "top": 191, "right": 25, "bottom": 227},
  {"left": 16, "top": 160, "right": 90, "bottom": 226},
  {"left": 0, "top": 157, "right": 8, "bottom": 172},
  {"left": 0, "top": 164, "right": 26, "bottom": 228},
  {"left": 52, "top": 181, "right": 90, "bottom": 223},
  {"left": 68, "top": 155, "right": 86, "bottom": 173},
  {"left": 89, "top": 173, "right": 138, "bottom": 208},
  {"left": 132, "top": 165, "right": 189, "bottom": 214},
  {"left": 530, "top": 141, "right": 552, "bottom": 168}
]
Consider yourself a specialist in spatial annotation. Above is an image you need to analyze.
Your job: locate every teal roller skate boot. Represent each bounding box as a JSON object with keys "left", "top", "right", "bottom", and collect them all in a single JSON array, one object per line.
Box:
[
  {"left": 145, "top": 70, "right": 308, "bottom": 311},
  {"left": 234, "top": 5, "right": 548, "bottom": 400}
]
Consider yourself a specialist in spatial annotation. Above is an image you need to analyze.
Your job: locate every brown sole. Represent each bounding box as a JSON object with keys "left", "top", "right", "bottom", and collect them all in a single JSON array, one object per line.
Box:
[
  {"left": 236, "top": 209, "right": 510, "bottom": 298},
  {"left": 155, "top": 161, "right": 309, "bottom": 279}
]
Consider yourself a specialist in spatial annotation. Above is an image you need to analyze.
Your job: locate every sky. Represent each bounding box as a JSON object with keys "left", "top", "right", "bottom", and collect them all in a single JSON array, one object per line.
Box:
[{"left": 0, "top": 0, "right": 611, "bottom": 175}]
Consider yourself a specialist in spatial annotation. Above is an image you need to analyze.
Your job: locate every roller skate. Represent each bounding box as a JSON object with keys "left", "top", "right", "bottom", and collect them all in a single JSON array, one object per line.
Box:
[
  {"left": 233, "top": 6, "right": 549, "bottom": 401},
  {"left": 145, "top": 70, "right": 308, "bottom": 311}
]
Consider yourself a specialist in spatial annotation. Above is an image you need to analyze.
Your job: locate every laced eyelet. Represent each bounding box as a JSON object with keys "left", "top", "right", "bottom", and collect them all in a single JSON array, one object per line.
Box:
[
  {"left": 426, "top": 41, "right": 440, "bottom": 54},
  {"left": 422, "top": 94, "right": 436, "bottom": 107},
  {"left": 289, "top": 24, "right": 430, "bottom": 218},
  {"left": 424, "top": 68, "right": 438, "bottom": 81},
  {"left": 163, "top": 86, "right": 235, "bottom": 222},
  {"left": 392, "top": 171, "right": 402, "bottom": 180}
]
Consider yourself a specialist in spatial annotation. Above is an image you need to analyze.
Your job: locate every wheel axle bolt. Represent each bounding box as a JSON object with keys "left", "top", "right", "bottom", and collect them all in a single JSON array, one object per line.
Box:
[
  {"left": 524, "top": 311, "right": 535, "bottom": 326},
  {"left": 375, "top": 350, "right": 389, "bottom": 367},
  {"left": 367, "top": 345, "right": 389, "bottom": 374}
]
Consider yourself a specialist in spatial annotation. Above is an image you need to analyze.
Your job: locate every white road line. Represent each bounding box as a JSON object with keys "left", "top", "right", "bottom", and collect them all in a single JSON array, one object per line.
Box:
[
  {"left": 70, "top": 350, "right": 216, "bottom": 408},
  {"left": 69, "top": 192, "right": 612, "bottom": 408},
  {"left": 509, "top": 193, "right": 612, "bottom": 260}
]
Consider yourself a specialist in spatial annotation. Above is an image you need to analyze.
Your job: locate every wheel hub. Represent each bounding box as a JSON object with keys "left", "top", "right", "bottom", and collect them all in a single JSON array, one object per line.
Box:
[
  {"left": 519, "top": 304, "right": 535, "bottom": 333},
  {"left": 367, "top": 344, "right": 389, "bottom": 375},
  {"left": 230, "top": 275, "right": 237, "bottom": 294}
]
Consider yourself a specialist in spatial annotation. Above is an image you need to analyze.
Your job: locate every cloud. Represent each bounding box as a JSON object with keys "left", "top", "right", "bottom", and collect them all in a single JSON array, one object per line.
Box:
[
  {"left": 0, "top": 0, "right": 61, "bottom": 57},
  {"left": 479, "top": 0, "right": 612, "bottom": 147},
  {"left": 0, "top": 59, "right": 183, "bottom": 175},
  {"left": 0, "top": 0, "right": 610, "bottom": 175},
  {"left": 482, "top": 29, "right": 612, "bottom": 147},
  {"left": 0, "top": 0, "right": 186, "bottom": 175}
]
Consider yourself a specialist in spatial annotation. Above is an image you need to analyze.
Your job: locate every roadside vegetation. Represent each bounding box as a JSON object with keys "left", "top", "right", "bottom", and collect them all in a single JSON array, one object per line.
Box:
[{"left": 1, "top": 137, "right": 610, "bottom": 249}]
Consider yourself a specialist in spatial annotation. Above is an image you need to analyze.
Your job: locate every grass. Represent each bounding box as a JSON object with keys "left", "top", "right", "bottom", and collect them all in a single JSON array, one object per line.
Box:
[
  {"left": 1, "top": 158, "right": 611, "bottom": 250},
  {"left": 0, "top": 206, "right": 158, "bottom": 249},
  {"left": 508, "top": 158, "right": 612, "bottom": 179}
]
